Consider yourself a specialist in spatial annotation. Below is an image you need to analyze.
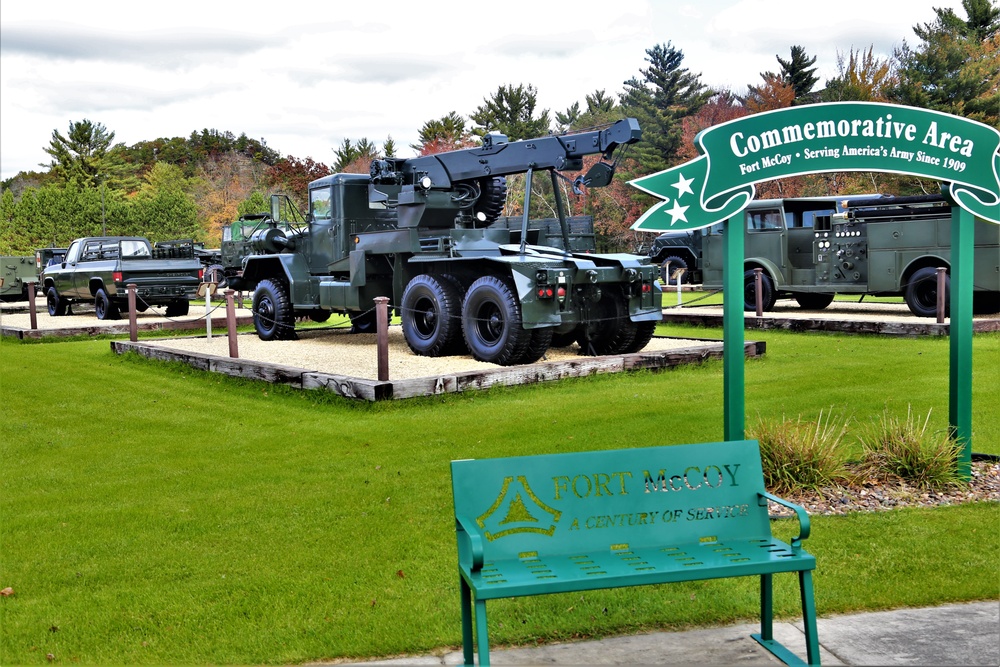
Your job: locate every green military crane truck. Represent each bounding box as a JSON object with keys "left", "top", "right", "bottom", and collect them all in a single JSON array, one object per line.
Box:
[
  {"left": 230, "top": 118, "right": 663, "bottom": 365},
  {"left": 645, "top": 194, "right": 1000, "bottom": 317}
]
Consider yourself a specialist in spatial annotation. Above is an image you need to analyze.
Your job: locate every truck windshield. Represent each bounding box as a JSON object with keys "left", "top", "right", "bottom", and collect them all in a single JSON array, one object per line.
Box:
[{"left": 311, "top": 187, "right": 332, "bottom": 221}]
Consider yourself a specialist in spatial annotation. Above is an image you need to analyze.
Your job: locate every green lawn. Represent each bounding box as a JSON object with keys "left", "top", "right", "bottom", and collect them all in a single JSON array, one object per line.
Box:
[{"left": 1, "top": 327, "right": 997, "bottom": 664}]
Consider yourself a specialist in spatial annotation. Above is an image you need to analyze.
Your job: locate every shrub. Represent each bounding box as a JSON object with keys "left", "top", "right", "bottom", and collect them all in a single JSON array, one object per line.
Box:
[
  {"left": 747, "top": 408, "right": 850, "bottom": 494},
  {"left": 855, "top": 406, "right": 964, "bottom": 489}
]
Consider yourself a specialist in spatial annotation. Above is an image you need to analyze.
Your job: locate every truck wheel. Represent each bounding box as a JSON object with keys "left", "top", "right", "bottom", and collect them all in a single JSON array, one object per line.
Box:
[
  {"left": 794, "top": 293, "right": 835, "bottom": 310},
  {"left": 660, "top": 256, "right": 688, "bottom": 285},
  {"left": 905, "top": 267, "right": 947, "bottom": 318},
  {"left": 576, "top": 292, "right": 635, "bottom": 355},
  {"left": 462, "top": 276, "right": 530, "bottom": 365},
  {"left": 623, "top": 320, "right": 657, "bottom": 353},
  {"left": 95, "top": 288, "right": 120, "bottom": 320},
  {"left": 402, "top": 274, "right": 464, "bottom": 356},
  {"left": 253, "top": 278, "right": 296, "bottom": 340},
  {"left": 205, "top": 264, "right": 228, "bottom": 289},
  {"left": 473, "top": 177, "right": 507, "bottom": 225},
  {"left": 165, "top": 300, "right": 189, "bottom": 317},
  {"left": 743, "top": 269, "right": 777, "bottom": 312},
  {"left": 518, "top": 327, "right": 554, "bottom": 364},
  {"left": 46, "top": 286, "right": 66, "bottom": 317}
]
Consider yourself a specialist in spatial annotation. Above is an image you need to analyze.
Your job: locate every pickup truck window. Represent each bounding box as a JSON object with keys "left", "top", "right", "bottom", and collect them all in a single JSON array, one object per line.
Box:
[
  {"left": 121, "top": 240, "right": 151, "bottom": 258},
  {"left": 64, "top": 241, "right": 81, "bottom": 265}
]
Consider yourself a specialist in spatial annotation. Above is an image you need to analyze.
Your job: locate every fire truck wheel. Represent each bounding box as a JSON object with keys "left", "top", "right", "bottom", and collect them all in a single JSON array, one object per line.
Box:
[
  {"left": 905, "top": 267, "right": 947, "bottom": 318},
  {"left": 743, "top": 269, "right": 777, "bottom": 312}
]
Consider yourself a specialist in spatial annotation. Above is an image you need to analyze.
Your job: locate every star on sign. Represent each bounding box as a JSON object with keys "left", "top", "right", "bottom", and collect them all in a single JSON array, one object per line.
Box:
[
  {"left": 666, "top": 200, "right": 689, "bottom": 225},
  {"left": 672, "top": 173, "right": 695, "bottom": 198}
]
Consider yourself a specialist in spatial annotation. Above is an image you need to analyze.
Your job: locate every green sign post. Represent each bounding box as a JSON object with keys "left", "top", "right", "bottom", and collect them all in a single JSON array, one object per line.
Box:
[{"left": 630, "top": 102, "right": 1000, "bottom": 479}]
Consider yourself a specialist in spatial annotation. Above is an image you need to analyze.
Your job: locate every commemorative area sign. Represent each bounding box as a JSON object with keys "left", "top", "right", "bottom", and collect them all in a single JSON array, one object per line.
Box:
[{"left": 630, "top": 102, "right": 1000, "bottom": 231}]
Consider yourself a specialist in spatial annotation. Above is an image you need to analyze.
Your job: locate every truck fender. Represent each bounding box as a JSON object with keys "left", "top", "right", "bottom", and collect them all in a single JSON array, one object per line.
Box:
[
  {"left": 240, "top": 254, "right": 313, "bottom": 304},
  {"left": 900, "top": 255, "right": 949, "bottom": 286},
  {"left": 745, "top": 258, "right": 783, "bottom": 287}
]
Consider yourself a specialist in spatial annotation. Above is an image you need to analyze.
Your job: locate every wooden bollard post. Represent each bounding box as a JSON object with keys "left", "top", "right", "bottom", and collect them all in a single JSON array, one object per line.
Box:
[
  {"left": 225, "top": 289, "right": 239, "bottom": 358},
  {"left": 127, "top": 284, "right": 138, "bottom": 341},
  {"left": 754, "top": 268, "right": 764, "bottom": 317},
  {"left": 27, "top": 282, "right": 37, "bottom": 330},
  {"left": 936, "top": 267, "right": 948, "bottom": 324},
  {"left": 375, "top": 297, "right": 390, "bottom": 381}
]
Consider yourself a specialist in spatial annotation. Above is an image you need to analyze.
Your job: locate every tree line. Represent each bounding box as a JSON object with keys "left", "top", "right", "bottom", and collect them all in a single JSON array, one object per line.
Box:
[{"left": 1, "top": 0, "right": 996, "bottom": 255}]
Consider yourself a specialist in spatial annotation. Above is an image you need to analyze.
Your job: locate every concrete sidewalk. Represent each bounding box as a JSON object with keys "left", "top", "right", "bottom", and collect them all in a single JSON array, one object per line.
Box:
[{"left": 334, "top": 601, "right": 998, "bottom": 666}]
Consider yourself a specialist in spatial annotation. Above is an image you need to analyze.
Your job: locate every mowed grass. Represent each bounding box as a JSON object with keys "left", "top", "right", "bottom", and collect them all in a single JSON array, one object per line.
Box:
[{"left": 0, "top": 328, "right": 997, "bottom": 664}]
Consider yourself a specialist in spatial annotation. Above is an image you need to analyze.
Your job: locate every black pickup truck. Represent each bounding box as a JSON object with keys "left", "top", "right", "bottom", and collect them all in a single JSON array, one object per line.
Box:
[{"left": 41, "top": 236, "right": 203, "bottom": 320}]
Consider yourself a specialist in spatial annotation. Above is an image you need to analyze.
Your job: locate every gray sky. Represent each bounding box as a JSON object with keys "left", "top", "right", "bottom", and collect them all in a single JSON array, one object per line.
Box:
[{"left": 0, "top": 0, "right": 966, "bottom": 183}]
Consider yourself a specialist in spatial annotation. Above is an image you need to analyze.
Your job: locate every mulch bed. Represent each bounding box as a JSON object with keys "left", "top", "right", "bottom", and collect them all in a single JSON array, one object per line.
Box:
[{"left": 767, "top": 460, "right": 1000, "bottom": 517}]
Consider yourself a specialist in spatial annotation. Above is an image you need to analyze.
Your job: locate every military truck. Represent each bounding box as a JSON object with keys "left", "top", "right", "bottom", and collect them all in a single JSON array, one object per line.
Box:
[
  {"left": 644, "top": 194, "right": 1000, "bottom": 317},
  {"left": 232, "top": 118, "right": 663, "bottom": 365},
  {"left": 41, "top": 236, "right": 203, "bottom": 319},
  {"left": 1, "top": 256, "right": 38, "bottom": 301}
]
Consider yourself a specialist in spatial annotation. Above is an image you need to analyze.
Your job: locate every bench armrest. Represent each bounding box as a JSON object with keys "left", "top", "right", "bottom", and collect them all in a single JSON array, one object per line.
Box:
[
  {"left": 758, "top": 491, "right": 811, "bottom": 550},
  {"left": 455, "top": 515, "right": 485, "bottom": 572}
]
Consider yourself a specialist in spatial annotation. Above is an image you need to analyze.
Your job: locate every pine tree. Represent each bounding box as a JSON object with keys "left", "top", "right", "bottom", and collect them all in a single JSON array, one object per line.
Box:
[
  {"left": 469, "top": 84, "right": 551, "bottom": 141},
  {"left": 776, "top": 45, "right": 819, "bottom": 103},
  {"left": 621, "top": 43, "right": 711, "bottom": 173}
]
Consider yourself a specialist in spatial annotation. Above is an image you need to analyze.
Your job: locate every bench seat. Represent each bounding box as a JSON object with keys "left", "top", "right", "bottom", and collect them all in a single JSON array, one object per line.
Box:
[
  {"left": 461, "top": 529, "right": 813, "bottom": 599},
  {"left": 451, "top": 440, "right": 820, "bottom": 666}
]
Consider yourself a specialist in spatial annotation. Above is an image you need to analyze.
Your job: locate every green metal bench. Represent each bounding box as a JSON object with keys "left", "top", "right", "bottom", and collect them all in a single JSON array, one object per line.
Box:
[{"left": 450, "top": 440, "right": 820, "bottom": 666}]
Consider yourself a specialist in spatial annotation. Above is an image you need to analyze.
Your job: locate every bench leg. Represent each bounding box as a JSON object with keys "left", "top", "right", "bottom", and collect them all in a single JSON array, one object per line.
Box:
[
  {"left": 460, "top": 577, "right": 474, "bottom": 666},
  {"left": 759, "top": 573, "right": 774, "bottom": 641},
  {"left": 475, "top": 598, "right": 490, "bottom": 666},
  {"left": 752, "top": 571, "right": 821, "bottom": 666},
  {"left": 799, "top": 570, "right": 820, "bottom": 666}
]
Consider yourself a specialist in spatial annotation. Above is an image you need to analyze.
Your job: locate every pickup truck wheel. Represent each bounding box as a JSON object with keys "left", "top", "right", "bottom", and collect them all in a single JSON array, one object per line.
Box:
[
  {"left": 165, "top": 301, "right": 189, "bottom": 317},
  {"left": 402, "top": 274, "right": 464, "bottom": 356},
  {"left": 95, "top": 288, "right": 120, "bottom": 320},
  {"left": 46, "top": 286, "right": 66, "bottom": 317},
  {"left": 253, "top": 278, "right": 296, "bottom": 340},
  {"left": 793, "top": 293, "right": 835, "bottom": 310},
  {"left": 743, "top": 269, "right": 777, "bottom": 312},
  {"left": 576, "top": 292, "right": 635, "bottom": 355},
  {"left": 462, "top": 276, "right": 530, "bottom": 365},
  {"left": 905, "top": 267, "right": 948, "bottom": 318}
]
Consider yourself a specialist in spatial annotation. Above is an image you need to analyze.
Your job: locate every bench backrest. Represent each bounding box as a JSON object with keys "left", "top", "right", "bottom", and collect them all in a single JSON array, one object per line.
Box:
[{"left": 451, "top": 441, "right": 770, "bottom": 560}]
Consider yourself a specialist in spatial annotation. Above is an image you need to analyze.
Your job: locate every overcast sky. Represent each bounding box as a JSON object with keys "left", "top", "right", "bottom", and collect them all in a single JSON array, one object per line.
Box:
[{"left": 0, "top": 0, "right": 967, "bottom": 183}]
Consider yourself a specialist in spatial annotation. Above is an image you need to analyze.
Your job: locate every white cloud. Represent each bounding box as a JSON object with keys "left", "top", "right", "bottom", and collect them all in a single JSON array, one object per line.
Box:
[{"left": 0, "top": 0, "right": 968, "bottom": 182}]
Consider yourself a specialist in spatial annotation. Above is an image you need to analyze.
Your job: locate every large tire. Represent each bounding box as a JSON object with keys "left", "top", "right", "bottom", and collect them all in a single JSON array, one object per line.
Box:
[
  {"left": 95, "top": 288, "right": 120, "bottom": 320},
  {"left": 401, "top": 274, "right": 464, "bottom": 357},
  {"left": 743, "top": 269, "right": 777, "bottom": 312},
  {"left": 660, "top": 255, "right": 689, "bottom": 285},
  {"left": 253, "top": 278, "right": 296, "bottom": 340},
  {"left": 973, "top": 292, "right": 1000, "bottom": 315},
  {"left": 622, "top": 320, "right": 657, "bottom": 354},
  {"left": 205, "top": 264, "right": 228, "bottom": 289},
  {"left": 473, "top": 177, "right": 507, "bottom": 225},
  {"left": 518, "top": 326, "right": 554, "bottom": 364},
  {"left": 794, "top": 292, "right": 835, "bottom": 310},
  {"left": 905, "top": 267, "right": 947, "bottom": 318},
  {"left": 461, "top": 276, "right": 530, "bottom": 365},
  {"left": 46, "top": 286, "right": 66, "bottom": 317},
  {"left": 576, "top": 291, "right": 635, "bottom": 355},
  {"left": 165, "top": 300, "right": 189, "bottom": 317}
]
